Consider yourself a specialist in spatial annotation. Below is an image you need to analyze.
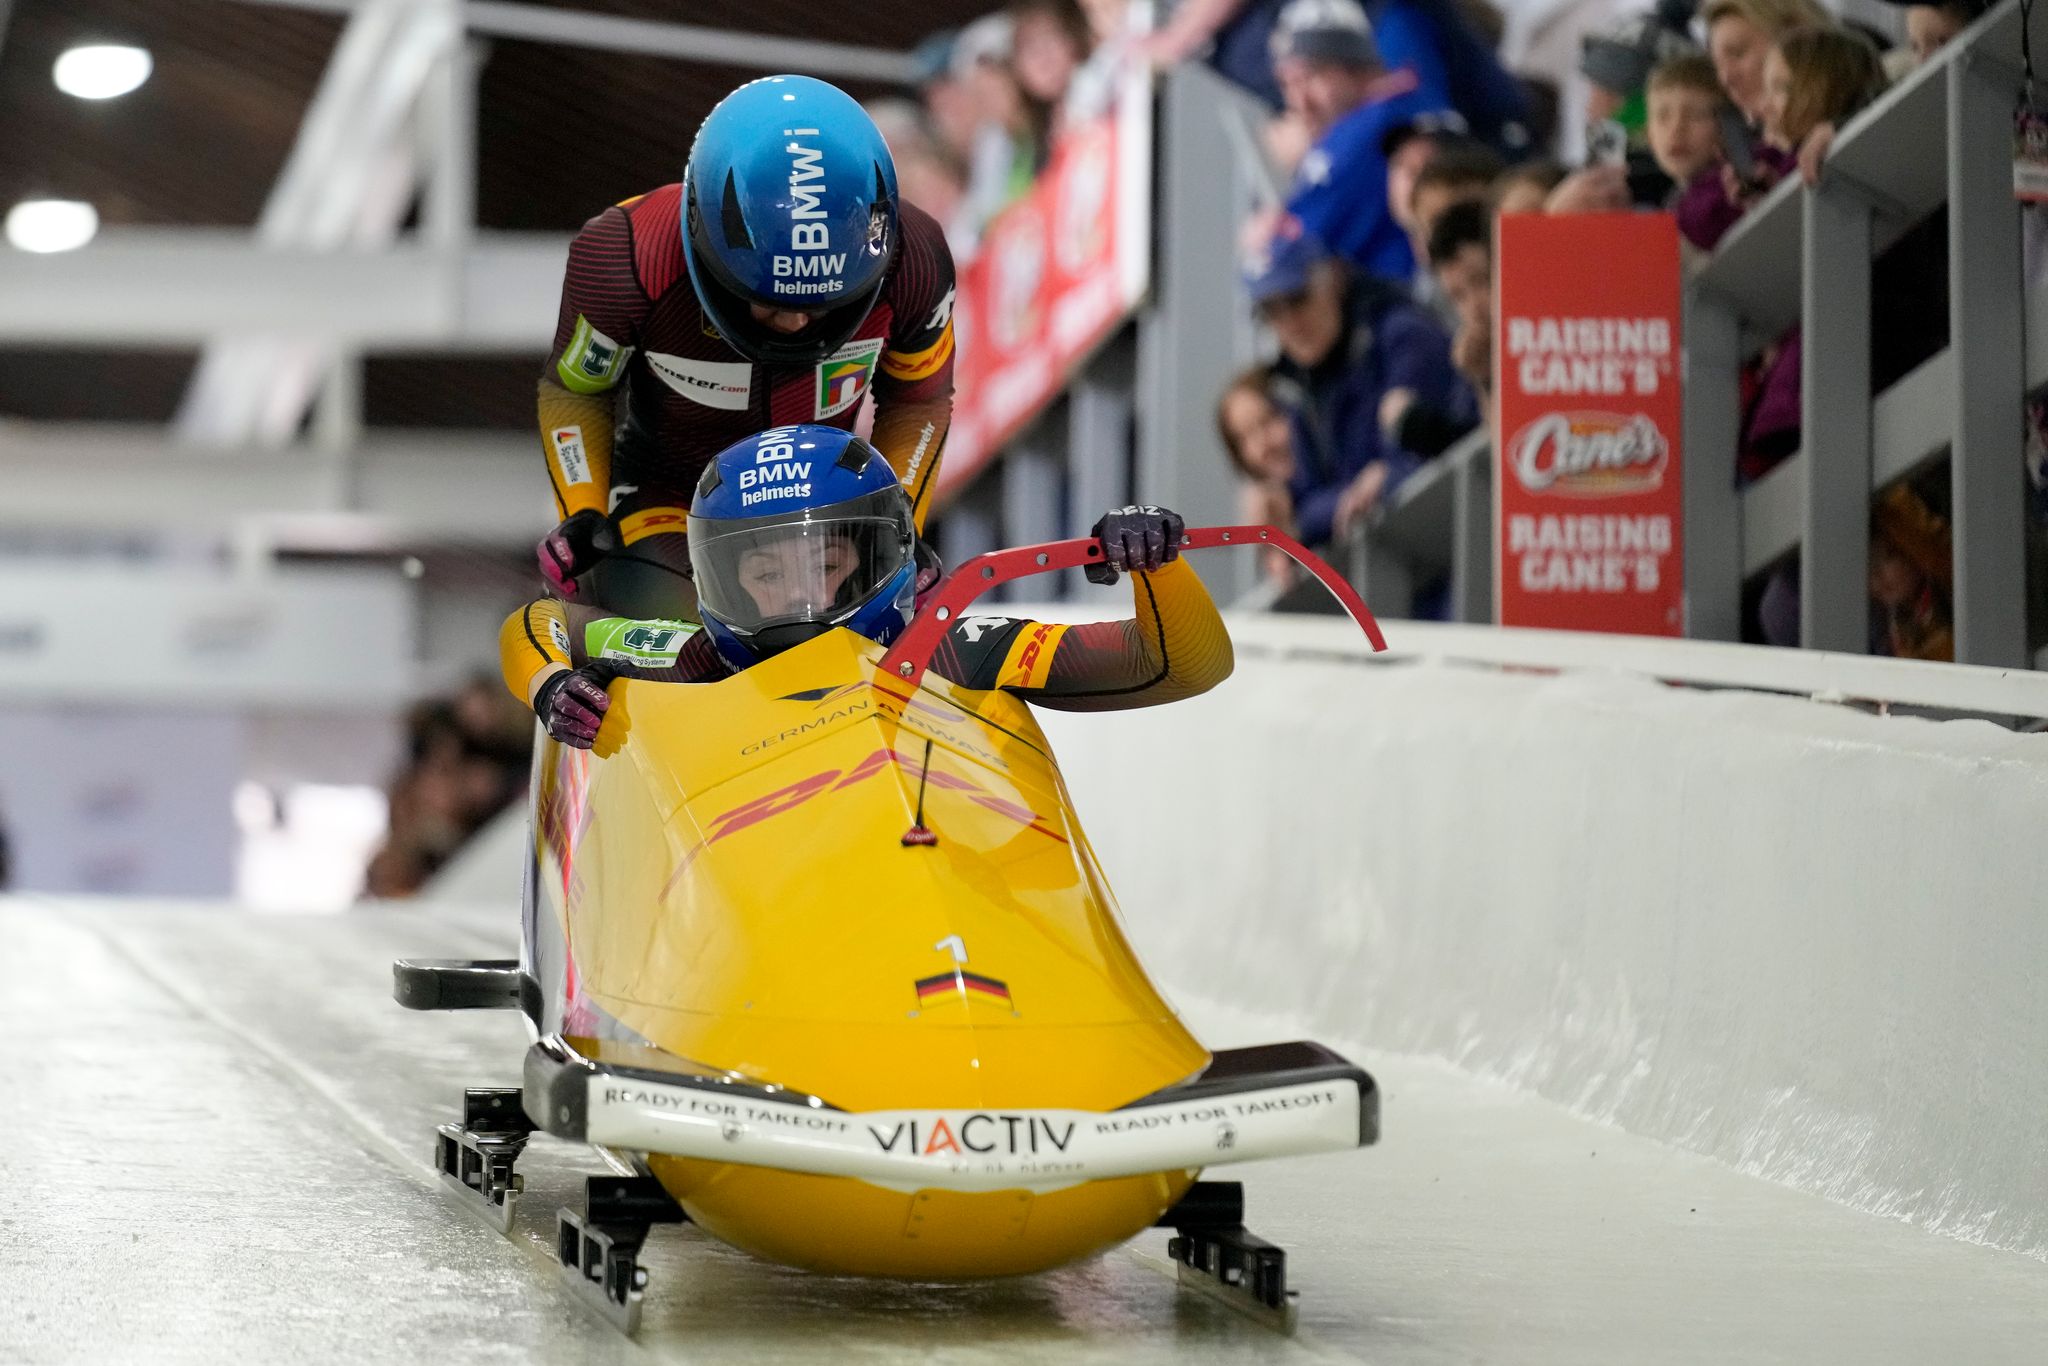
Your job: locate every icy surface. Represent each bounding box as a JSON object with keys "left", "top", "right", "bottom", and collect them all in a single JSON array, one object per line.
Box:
[{"left": 3, "top": 897, "right": 2044, "bottom": 1364}]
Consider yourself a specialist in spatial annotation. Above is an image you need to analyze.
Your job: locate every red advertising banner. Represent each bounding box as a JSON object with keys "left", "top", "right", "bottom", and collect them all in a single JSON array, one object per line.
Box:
[
  {"left": 1494, "top": 213, "right": 1683, "bottom": 635},
  {"left": 938, "top": 94, "right": 1149, "bottom": 499}
]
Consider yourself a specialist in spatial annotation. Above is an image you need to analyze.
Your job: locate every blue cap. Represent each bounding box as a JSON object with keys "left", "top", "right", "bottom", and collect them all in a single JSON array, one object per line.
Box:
[{"left": 1243, "top": 224, "right": 1331, "bottom": 303}]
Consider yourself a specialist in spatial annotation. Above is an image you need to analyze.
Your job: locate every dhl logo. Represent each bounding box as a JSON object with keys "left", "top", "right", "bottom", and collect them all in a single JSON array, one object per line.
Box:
[{"left": 664, "top": 746, "right": 1065, "bottom": 892}]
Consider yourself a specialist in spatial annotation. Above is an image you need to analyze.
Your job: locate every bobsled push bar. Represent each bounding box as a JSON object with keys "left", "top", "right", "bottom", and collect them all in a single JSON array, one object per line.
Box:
[
  {"left": 522, "top": 1036, "right": 1377, "bottom": 1194},
  {"left": 881, "top": 523, "right": 1386, "bottom": 691}
]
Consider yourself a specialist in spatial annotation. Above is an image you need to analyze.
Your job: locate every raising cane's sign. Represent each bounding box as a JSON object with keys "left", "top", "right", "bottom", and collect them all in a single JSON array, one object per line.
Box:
[{"left": 1494, "top": 213, "right": 1683, "bottom": 635}]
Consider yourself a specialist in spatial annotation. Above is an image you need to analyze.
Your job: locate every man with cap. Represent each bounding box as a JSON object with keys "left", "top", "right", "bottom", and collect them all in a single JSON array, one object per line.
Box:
[
  {"left": 1274, "top": 0, "right": 1447, "bottom": 284},
  {"left": 1244, "top": 217, "right": 1469, "bottom": 548},
  {"left": 1149, "top": 0, "right": 1529, "bottom": 155}
]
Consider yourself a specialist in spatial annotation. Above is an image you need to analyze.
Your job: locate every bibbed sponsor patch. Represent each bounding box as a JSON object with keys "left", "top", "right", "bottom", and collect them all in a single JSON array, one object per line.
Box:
[
  {"left": 585, "top": 617, "right": 698, "bottom": 666},
  {"left": 647, "top": 353, "right": 752, "bottom": 410},
  {"left": 557, "top": 315, "right": 631, "bottom": 394},
  {"left": 550, "top": 425, "right": 592, "bottom": 486},
  {"left": 815, "top": 337, "right": 884, "bottom": 419}
]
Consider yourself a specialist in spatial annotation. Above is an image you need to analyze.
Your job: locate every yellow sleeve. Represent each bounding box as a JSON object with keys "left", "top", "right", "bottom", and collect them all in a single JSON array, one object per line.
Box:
[
  {"left": 1123, "top": 557, "right": 1235, "bottom": 702},
  {"left": 990, "top": 620, "right": 1073, "bottom": 690},
  {"left": 537, "top": 378, "right": 616, "bottom": 518},
  {"left": 868, "top": 395, "right": 950, "bottom": 533},
  {"left": 1006, "top": 558, "right": 1234, "bottom": 711},
  {"left": 500, "top": 599, "right": 574, "bottom": 705}
]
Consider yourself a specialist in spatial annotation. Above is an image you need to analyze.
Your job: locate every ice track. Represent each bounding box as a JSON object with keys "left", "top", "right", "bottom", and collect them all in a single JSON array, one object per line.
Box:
[{"left": 4, "top": 896, "right": 2045, "bottom": 1365}]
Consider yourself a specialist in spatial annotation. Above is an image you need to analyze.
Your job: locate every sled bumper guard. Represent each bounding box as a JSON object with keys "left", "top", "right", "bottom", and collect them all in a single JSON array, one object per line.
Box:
[{"left": 524, "top": 1037, "right": 1376, "bottom": 1193}]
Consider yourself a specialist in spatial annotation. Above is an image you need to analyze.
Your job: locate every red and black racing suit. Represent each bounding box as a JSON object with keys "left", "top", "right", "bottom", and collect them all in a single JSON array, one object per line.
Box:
[{"left": 537, "top": 186, "right": 957, "bottom": 555}]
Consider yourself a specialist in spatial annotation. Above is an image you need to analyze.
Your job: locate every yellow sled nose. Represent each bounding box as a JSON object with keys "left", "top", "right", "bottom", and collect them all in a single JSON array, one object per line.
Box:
[{"left": 533, "top": 633, "right": 1216, "bottom": 1274}]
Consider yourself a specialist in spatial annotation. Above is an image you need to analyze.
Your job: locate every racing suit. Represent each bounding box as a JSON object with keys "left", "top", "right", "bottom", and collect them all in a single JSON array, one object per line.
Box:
[
  {"left": 498, "top": 557, "right": 1235, "bottom": 731},
  {"left": 537, "top": 186, "right": 957, "bottom": 602}
]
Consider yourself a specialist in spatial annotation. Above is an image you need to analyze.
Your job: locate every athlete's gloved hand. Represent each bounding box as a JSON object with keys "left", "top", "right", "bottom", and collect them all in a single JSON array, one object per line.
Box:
[
  {"left": 538, "top": 510, "right": 615, "bottom": 598},
  {"left": 1087, "top": 505, "right": 1185, "bottom": 585},
  {"left": 531, "top": 666, "right": 611, "bottom": 749}
]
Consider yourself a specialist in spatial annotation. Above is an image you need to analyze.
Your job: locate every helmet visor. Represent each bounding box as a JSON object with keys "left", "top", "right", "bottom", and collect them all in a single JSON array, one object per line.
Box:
[{"left": 688, "top": 489, "right": 913, "bottom": 638}]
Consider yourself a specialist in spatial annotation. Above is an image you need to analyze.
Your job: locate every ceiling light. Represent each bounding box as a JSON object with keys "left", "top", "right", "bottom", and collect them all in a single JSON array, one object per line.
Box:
[
  {"left": 6, "top": 200, "right": 99, "bottom": 253},
  {"left": 53, "top": 44, "right": 153, "bottom": 100}
]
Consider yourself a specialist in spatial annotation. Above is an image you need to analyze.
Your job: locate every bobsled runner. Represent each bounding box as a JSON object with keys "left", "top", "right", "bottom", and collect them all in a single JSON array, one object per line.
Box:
[{"left": 396, "top": 525, "right": 1385, "bottom": 1334}]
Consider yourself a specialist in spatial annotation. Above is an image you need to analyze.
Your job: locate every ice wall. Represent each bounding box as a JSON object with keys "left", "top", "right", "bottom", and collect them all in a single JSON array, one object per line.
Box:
[{"left": 1038, "top": 625, "right": 2048, "bottom": 1260}]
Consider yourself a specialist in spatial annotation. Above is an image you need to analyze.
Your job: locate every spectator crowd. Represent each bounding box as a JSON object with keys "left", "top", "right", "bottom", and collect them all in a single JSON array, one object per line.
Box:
[
  {"left": 362, "top": 677, "right": 533, "bottom": 899},
  {"left": 879, "top": 0, "right": 2016, "bottom": 663}
]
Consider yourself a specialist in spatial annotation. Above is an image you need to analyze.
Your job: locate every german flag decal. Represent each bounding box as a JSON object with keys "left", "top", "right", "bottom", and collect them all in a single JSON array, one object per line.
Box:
[{"left": 914, "top": 969, "right": 1013, "bottom": 1009}]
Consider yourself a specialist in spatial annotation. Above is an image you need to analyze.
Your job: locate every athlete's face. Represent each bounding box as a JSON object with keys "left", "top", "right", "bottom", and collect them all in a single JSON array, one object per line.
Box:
[
  {"left": 750, "top": 303, "right": 821, "bottom": 335},
  {"left": 738, "top": 534, "right": 858, "bottom": 619}
]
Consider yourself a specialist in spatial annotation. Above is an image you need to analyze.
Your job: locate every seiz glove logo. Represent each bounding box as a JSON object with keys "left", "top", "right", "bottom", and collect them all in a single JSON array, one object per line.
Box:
[{"left": 1088, "top": 505, "right": 1184, "bottom": 584}]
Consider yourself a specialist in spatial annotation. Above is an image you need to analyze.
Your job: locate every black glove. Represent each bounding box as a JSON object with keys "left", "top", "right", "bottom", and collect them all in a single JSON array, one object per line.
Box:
[
  {"left": 537, "top": 510, "right": 616, "bottom": 598},
  {"left": 532, "top": 666, "right": 612, "bottom": 749},
  {"left": 1087, "top": 505, "right": 1185, "bottom": 585}
]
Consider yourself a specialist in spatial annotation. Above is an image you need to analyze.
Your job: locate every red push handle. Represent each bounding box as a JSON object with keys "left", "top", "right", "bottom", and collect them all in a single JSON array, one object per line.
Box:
[{"left": 879, "top": 524, "right": 1385, "bottom": 691}]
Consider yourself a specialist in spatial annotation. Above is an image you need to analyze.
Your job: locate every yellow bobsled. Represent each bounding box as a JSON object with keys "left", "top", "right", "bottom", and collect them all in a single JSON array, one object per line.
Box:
[{"left": 396, "top": 527, "right": 1382, "bottom": 1332}]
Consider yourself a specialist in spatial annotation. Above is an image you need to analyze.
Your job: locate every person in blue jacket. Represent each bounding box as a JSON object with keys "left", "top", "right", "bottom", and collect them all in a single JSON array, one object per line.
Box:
[
  {"left": 1158, "top": 0, "right": 1529, "bottom": 158},
  {"left": 1243, "top": 224, "right": 1472, "bottom": 548},
  {"left": 1272, "top": 0, "right": 1447, "bottom": 284}
]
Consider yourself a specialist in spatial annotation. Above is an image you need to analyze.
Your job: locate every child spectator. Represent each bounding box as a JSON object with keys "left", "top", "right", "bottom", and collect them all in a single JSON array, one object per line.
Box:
[
  {"left": 1216, "top": 366, "right": 1304, "bottom": 584},
  {"left": 1426, "top": 199, "right": 1494, "bottom": 409},
  {"left": 1901, "top": 0, "right": 1991, "bottom": 66},
  {"left": 1645, "top": 54, "right": 1726, "bottom": 194},
  {"left": 1406, "top": 142, "right": 1503, "bottom": 260},
  {"left": 1490, "top": 158, "right": 1566, "bottom": 214},
  {"left": 1688, "top": 26, "right": 1885, "bottom": 484},
  {"left": 1577, "top": 3, "right": 1702, "bottom": 208},
  {"left": 1763, "top": 24, "right": 1887, "bottom": 185}
]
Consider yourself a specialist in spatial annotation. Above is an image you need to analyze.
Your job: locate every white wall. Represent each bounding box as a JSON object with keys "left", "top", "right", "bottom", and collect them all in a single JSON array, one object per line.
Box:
[
  {"left": 0, "top": 706, "right": 243, "bottom": 896},
  {"left": 1038, "top": 629, "right": 2048, "bottom": 1260}
]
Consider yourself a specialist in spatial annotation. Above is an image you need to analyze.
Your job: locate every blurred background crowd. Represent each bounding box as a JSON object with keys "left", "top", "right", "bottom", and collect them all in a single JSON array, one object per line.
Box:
[
  {"left": 0, "top": 0, "right": 2036, "bottom": 904},
  {"left": 150, "top": 0, "right": 2048, "bottom": 889},
  {"left": 869, "top": 0, "right": 2017, "bottom": 660}
]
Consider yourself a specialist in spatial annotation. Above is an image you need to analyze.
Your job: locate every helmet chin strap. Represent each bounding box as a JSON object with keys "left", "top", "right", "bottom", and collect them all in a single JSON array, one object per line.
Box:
[{"left": 744, "top": 620, "right": 834, "bottom": 659}]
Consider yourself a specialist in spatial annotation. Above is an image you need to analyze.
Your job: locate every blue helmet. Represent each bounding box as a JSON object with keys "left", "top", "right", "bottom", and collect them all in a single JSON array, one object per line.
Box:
[
  {"left": 683, "top": 76, "right": 900, "bottom": 366},
  {"left": 688, "top": 424, "right": 917, "bottom": 669}
]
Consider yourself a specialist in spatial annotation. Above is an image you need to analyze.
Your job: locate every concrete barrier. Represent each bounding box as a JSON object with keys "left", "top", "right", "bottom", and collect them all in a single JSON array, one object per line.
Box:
[{"left": 1036, "top": 624, "right": 2048, "bottom": 1260}]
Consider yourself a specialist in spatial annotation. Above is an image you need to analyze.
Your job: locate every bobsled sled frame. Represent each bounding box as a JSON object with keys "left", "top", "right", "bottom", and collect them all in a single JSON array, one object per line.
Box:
[{"left": 881, "top": 523, "right": 1386, "bottom": 692}]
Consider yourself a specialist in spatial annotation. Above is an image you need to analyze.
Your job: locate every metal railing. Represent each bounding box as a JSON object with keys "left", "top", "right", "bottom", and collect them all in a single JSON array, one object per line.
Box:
[{"left": 1683, "top": 0, "right": 2046, "bottom": 667}]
